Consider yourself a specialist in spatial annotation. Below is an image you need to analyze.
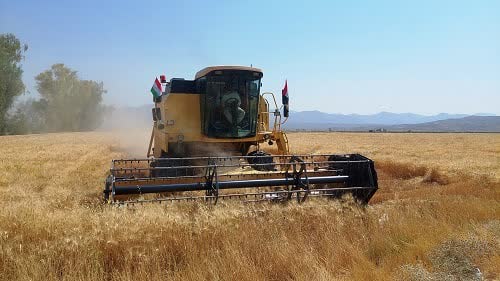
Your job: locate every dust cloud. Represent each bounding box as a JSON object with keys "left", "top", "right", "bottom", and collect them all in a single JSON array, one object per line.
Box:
[{"left": 97, "top": 105, "right": 152, "bottom": 158}]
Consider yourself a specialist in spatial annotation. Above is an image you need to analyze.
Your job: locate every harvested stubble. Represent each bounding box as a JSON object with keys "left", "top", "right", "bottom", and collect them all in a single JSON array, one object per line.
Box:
[{"left": 0, "top": 132, "right": 499, "bottom": 281}]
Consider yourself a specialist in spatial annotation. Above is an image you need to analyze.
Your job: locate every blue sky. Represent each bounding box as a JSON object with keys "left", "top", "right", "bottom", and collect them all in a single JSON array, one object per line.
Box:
[{"left": 1, "top": 0, "right": 499, "bottom": 114}]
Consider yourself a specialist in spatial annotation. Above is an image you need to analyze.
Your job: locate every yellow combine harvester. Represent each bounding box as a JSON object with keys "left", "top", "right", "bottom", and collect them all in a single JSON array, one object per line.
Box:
[{"left": 104, "top": 66, "right": 378, "bottom": 204}]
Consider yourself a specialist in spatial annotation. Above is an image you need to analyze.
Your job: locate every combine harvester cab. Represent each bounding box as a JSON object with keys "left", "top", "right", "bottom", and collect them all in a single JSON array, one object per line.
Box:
[{"left": 103, "top": 66, "right": 378, "bottom": 205}]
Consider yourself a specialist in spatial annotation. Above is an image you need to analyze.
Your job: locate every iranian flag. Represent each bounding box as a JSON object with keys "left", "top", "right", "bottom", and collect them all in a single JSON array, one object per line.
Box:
[
  {"left": 150, "top": 77, "right": 162, "bottom": 98},
  {"left": 282, "top": 80, "right": 289, "bottom": 117}
]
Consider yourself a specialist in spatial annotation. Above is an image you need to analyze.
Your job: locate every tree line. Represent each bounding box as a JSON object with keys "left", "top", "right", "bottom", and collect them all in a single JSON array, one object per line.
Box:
[{"left": 0, "top": 33, "right": 107, "bottom": 135}]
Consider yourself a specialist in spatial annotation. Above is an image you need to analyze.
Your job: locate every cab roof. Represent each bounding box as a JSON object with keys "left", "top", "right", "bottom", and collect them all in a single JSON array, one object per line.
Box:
[{"left": 195, "top": 66, "right": 263, "bottom": 79}]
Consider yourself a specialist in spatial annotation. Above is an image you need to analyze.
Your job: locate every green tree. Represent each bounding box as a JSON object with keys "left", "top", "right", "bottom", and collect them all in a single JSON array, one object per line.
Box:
[
  {"left": 0, "top": 33, "right": 27, "bottom": 134},
  {"left": 6, "top": 99, "right": 48, "bottom": 134},
  {"left": 35, "top": 64, "right": 106, "bottom": 132}
]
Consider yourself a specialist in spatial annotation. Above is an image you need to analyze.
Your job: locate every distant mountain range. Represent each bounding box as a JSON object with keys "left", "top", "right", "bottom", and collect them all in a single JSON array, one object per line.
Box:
[
  {"left": 384, "top": 116, "right": 500, "bottom": 132},
  {"left": 286, "top": 110, "right": 495, "bottom": 126},
  {"left": 100, "top": 105, "right": 499, "bottom": 132}
]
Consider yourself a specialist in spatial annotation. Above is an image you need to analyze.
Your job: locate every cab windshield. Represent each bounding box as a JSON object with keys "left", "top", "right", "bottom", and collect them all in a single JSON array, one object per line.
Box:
[{"left": 198, "top": 71, "right": 261, "bottom": 138}]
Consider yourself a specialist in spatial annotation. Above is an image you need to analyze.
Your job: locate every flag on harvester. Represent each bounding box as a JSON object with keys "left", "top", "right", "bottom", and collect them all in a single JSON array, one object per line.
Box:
[
  {"left": 150, "top": 77, "right": 162, "bottom": 99},
  {"left": 282, "top": 80, "right": 289, "bottom": 117}
]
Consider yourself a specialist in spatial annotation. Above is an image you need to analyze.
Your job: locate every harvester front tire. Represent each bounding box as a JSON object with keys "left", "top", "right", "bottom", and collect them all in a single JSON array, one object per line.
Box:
[{"left": 247, "top": 150, "right": 276, "bottom": 171}]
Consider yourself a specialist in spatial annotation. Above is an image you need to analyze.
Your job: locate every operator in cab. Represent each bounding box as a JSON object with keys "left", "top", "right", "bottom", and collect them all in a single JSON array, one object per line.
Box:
[{"left": 220, "top": 80, "right": 245, "bottom": 126}]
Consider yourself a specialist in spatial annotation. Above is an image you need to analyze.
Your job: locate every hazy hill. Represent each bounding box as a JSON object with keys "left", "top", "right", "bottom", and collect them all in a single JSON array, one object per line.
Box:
[
  {"left": 287, "top": 110, "right": 494, "bottom": 125},
  {"left": 385, "top": 116, "right": 500, "bottom": 132},
  {"left": 284, "top": 116, "right": 500, "bottom": 132}
]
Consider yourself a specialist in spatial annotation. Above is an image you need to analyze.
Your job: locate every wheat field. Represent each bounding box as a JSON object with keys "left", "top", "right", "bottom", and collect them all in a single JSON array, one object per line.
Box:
[{"left": 0, "top": 132, "right": 499, "bottom": 280}]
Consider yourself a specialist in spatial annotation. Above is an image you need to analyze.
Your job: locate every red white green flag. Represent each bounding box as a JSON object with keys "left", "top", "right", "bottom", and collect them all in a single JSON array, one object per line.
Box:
[
  {"left": 150, "top": 78, "right": 162, "bottom": 98},
  {"left": 282, "top": 80, "right": 289, "bottom": 117}
]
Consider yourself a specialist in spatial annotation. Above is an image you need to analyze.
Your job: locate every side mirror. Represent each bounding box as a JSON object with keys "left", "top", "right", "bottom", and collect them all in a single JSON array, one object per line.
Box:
[
  {"left": 152, "top": 108, "right": 161, "bottom": 121},
  {"left": 282, "top": 94, "right": 289, "bottom": 118}
]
